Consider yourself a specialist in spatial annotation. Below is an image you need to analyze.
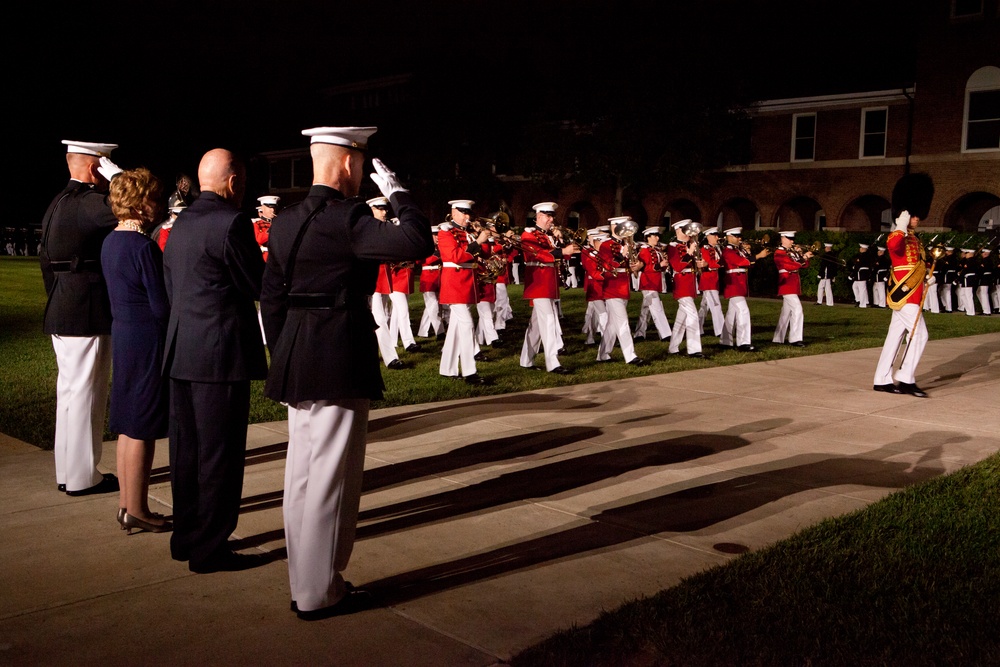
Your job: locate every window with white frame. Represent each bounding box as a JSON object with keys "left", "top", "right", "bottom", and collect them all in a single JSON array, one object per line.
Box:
[
  {"left": 860, "top": 108, "right": 887, "bottom": 158},
  {"left": 792, "top": 113, "right": 816, "bottom": 161},
  {"left": 964, "top": 66, "right": 1000, "bottom": 151}
]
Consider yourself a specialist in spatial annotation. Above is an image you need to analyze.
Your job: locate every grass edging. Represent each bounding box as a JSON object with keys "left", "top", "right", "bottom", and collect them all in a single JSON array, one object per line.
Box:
[{"left": 512, "top": 452, "right": 1000, "bottom": 666}]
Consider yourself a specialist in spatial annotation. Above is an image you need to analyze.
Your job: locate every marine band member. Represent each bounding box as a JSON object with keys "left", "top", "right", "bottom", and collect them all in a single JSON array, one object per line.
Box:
[
  {"left": 633, "top": 226, "right": 671, "bottom": 342},
  {"left": 439, "top": 200, "right": 488, "bottom": 383},
  {"left": 771, "top": 230, "right": 812, "bottom": 347}
]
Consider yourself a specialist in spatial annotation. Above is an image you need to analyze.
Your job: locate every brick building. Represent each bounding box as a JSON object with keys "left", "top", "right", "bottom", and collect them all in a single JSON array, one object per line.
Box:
[{"left": 500, "top": 0, "right": 998, "bottom": 236}]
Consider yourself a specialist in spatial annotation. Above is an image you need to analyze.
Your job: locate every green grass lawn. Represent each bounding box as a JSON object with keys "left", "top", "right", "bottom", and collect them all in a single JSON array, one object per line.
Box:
[
  {"left": 3, "top": 255, "right": 999, "bottom": 448},
  {"left": 511, "top": 451, "right": 1000, "bottom": 666}
]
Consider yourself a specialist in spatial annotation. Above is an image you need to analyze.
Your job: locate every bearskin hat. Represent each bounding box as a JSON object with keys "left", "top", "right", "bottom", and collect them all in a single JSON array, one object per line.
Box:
[{"left": 891, "top": 172, "right": 934, "bottom": 220}]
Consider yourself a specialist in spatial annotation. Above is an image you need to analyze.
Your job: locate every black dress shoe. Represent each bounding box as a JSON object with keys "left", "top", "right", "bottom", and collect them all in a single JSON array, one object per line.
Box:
[
  {"left": 386, "top": 359, "right": 405, "bottom": 370},
  {"left": 737, "top": 345, "right": 756, "bottom": 352},
  {"left": 463, "top": 373, "right": 487, "bottom": 385},
  {"left": 436, "top": 332, "right": 447, "bottom": 341},
  {"left": 790, "top": 341, "right": 806, "bottom": 347},
  {"left": 557, "top": 348, "right": 566, "bottom": 355},
  {"left": 296, "top": 590, "right": 376, "bottom": 621},
  {"left": 633, "top": 334, "right": 646, "bottom": 341},
  {"left": 873, "top": 383, "right": 902, "bottom": 394},
  {"left": 65, "top": 473, "right": 119, "bottom": 497},
  {"left": 474, "top": 351, "right": 487, "bottom": 362},
  {"left": 897, "top": 382, "right": 928, "bottom": 398},
  {"left": 549, "top": 366, "right": 572, "bottom": 375},
  {"left": 688, "top": 352, "right": 706, "bottom": 359},
  {"left": 660, "top": 336, "right": 671, "bottom": 342},
  {"left": 627, "top": 357, "right": 648, "bottom": 366},
  {"left": 57, "top": 484, "right": 66, "bottom": 492},
  {"left": 189, "top": 551, "right": 268, "bottom": 574},
  {"left": 405, "top": 343, "right": 421, "bottom": 352},
  {"left": 491, "top": 339, "right": 504, "bottom": 348}
]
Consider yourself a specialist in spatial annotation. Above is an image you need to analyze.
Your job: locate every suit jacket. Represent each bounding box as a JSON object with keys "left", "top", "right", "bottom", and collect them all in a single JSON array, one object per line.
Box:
[
  {"left": 162, "top": 192, "right": 267, "bottom": 382},
  {"left": 260, "top": 185, "right": 432, "bottom": 403},
  {"left": 39, "top": 180, "right": 118, "bottom": 335}
]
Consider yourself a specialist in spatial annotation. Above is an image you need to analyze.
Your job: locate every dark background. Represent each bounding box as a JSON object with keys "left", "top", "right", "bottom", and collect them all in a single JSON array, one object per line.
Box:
[{"left": 12, "top": 0, "right": 914, "bottom": 225}]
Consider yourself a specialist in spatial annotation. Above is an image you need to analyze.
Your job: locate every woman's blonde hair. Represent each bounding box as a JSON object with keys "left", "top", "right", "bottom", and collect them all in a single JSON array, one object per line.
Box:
[{"left": 109, "top": 167, "right": 164, "bottom": 222}]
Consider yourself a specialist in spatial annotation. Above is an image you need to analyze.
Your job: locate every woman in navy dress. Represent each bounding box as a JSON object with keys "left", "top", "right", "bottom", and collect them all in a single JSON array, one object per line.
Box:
[{"left": 102, "top": 168, "right": 171, "bottom": 534}]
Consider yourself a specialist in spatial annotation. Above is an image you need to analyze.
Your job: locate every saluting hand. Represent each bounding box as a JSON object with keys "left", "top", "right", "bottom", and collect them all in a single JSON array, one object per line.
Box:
[{"left": 370, "top": 158, "right": 408, "bottom": 198}]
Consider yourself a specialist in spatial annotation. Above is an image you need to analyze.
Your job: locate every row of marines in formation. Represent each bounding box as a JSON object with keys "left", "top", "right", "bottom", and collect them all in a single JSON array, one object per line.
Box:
[{"left": 846, "top": 241, "right": 998, "bottom": 315}]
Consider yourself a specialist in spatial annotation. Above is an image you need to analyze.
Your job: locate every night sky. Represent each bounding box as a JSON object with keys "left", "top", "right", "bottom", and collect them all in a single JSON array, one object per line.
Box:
[{"left": 13, "top": 0, "right": 913, "bottom": 225}]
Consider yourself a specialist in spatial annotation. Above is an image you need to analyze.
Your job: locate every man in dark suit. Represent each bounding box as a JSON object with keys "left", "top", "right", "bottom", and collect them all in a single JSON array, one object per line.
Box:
[
  {"left": 260, "top": 126, "right": 432, "bottom": 620},
  {"left": 162, "top": 148, "right": 268, "bottom": 573},
  {"left": 40, "top": 140, "right": 122, "bottom": 496}
]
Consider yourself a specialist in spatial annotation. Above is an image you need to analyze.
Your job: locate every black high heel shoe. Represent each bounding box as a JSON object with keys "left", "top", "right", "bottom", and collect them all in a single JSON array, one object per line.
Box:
[{"left": 122, "top": 513, "right": 173, "bottom": 535}]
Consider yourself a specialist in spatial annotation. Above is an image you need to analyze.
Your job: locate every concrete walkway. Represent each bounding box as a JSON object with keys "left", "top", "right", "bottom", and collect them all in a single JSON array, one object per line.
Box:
[{"left": 1, "top": 333, "right": 998, "bottom": 666}]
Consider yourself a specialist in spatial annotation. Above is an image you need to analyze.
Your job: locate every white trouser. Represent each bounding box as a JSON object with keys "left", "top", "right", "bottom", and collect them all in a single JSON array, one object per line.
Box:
[
  {"left": 520, "top": 298, "right": 562, "bottom": 371},
  {"left": 923, "top": 284, "right": 939, "bottom": 313},
  {"left": 816, "top": 278, "right": 834, "bottom": 305},
  {"left": 853, "top": 281, "right": 869, "bottom": 308},
  {"left": 371, "top": 294, "right": 398, "bottom": 365},
  {"left": 388, "top": 291, "right": 416, "bottom": 348},
  {"left": 511, "top": 264, "right": 520, "bottom": 284},
  {"left": 959, "top": 287, "right": 975, "bottom": 315},
  {"left": 598, "top": 298, "right": 637, "bottom": 362},
  {"left": 939, "top": 283, "right": 953, "bottom": 311},
  {"left": 51, "top": 334, "right": 112, "bottom": 491},
  {"left": 476, "top": 301, "right": 499, "bottom": 345},
  {"left": 698, "top": 289, "right": 724, "bottom": 336},
  {"left": 583, "top": 300, "right": 607, "bottom": 344},
  {"left": 284, "top": 399, "right": 369, "bottom": 613},
  {"left": 257, "top": 307, "right": 267, "bottom": 345},
  {"left": 565, "top": 267, "right": 579, "bottom": 289},
  {"left": 634, "top": 290, "right": 671, "bottom": 339},
  {"left": 417, "top": 291, "right": 441, "bottom": 337},
  {"left": 992, "top": 285, "right": 1000, "bottom": 311},
  {"left": 977, "top": 286, "right": 991, "bottom": 315},
  {"left": 773, "top": 294, "right": 804, "bottom": 344},
  {"left": 494, "top": 283, "right": 512, "bottom": 329},
  {"left": 669, "top": 296, "right": 702, "bottom": 354},
  {"left": 873, "top": 303, "right": 928, "bottom": 386},
  {"left": 440, "top": 303, "right": 478, "bottom": 377},
  {"left": 721, "top": 296, "right": 752, "bottom": 347},
  {"left": 872, "top": 282, "right": 886, "bottom": 308}
]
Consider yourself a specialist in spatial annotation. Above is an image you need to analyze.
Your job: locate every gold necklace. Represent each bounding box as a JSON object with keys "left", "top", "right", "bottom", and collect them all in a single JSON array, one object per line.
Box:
[{"left": 117, "top": 219, "right": 148, "bottom": 236}]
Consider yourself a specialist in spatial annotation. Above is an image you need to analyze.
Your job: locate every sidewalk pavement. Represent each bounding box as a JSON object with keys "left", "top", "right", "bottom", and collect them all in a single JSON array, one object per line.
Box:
[{"left": 1, "top": 333, "right": 998, "bottom": 666}]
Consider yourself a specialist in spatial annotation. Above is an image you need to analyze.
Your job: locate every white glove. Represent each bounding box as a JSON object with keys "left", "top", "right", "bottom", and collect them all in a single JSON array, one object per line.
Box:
[
  {"left": 98, "top": 156, "right": 123, "bottom": 181},
  {"left": 369, "top": 158, "right": 408, "bottom": 198},
  {"left": 893, "top": 210, "right": 911, "bottom": 232},
  {"left": 925, "top": 274, "right": 936, "bottom": 287}
]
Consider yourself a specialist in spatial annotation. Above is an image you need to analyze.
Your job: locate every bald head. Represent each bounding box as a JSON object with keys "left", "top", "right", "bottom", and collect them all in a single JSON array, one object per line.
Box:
[
  {"left": 66, "top": 153, "right": 104, "bottom": 186},
  {"left": 198, "top": 148, "right": 245, "bottom": 205},
  {"left": 310, "top": 143, "right": 364, "bottom": 198}
]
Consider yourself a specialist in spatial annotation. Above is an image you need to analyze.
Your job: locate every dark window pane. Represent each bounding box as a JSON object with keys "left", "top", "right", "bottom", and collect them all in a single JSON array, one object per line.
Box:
[
  {"left": 863, "top": 133, "right": 886, "bottom": 157},
  {"left": 794, "top": 137, "right": 814, "bottom": 160},
  {"left": 966, "top": 119, "right": 1000, "bottom": 149},
  {"left": 968, "top": 90, "right": 1000, "bottom": 120},
  {"left": 292, "top": 158, "right": 313, "bottom": 188},
  {"left": 796, "top": 115, "right": 815, "bottom": 137},
  {"left": 865, "top": 109, "right": 887, "bottom": 133}
]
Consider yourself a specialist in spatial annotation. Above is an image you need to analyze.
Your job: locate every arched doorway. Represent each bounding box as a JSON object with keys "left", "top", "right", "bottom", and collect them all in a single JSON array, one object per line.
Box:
[
  {"left": 776, "top": 196, "right": 824, "bottom": 231},
  {"left": 660, "top": 199, "right": 702, "bottom": 228},
  {"left": 568, "top": 201, "right": 602, "bottom": 232},
  {"left": 841, "top": 194, "right": 889, "bottom": 232},
  {"left": 943, "top": 192, "right": 1000, "bottom": 233},
  {"left": 716, "top": 197, "right": 761, "bottom": 231},
  {"left": 622, "top": 200, "right": 648, "bottom": 228}
]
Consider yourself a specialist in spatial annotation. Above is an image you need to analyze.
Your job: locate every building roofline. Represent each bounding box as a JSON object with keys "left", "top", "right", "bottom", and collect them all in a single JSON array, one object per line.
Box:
[{"left": 751, "top": 87, "right": 916, "bottom": 114}]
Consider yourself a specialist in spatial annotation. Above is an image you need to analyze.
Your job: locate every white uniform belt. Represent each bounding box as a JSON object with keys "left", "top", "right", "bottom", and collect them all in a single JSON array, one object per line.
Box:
[
  {"left": 526, "top": 262, "right": 555, "bottom": 267},
  {"left": 778, "top": 269, "right": 798, "bottom": 274},
  {"left": 727, "top": 268, "right": 747, "bottom": 274},
  {"left": 422, "top": 265, "right": 441, "bottom": 270},
  {"left": 679, "top": 268, "right": 694, "bottom": 274},
  {"left": 259, "top": 246, "right": 268, "bottom": 252},
  {"left": 443, "top": 262, "right": 476, "bottom": 269},
  {"left": 613, "top": 268, "right": 628, "bottom": 273}
]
